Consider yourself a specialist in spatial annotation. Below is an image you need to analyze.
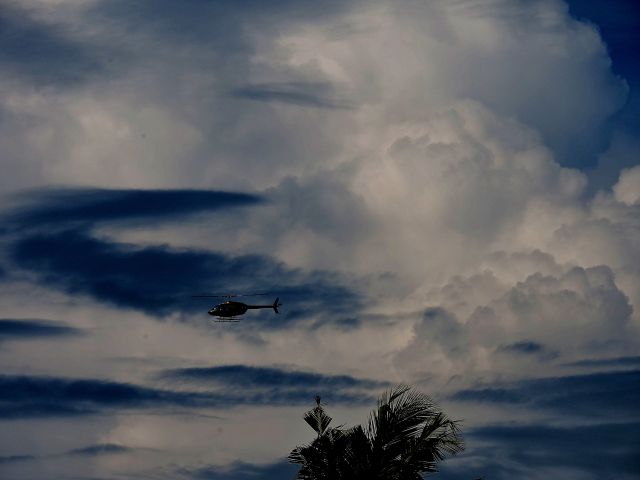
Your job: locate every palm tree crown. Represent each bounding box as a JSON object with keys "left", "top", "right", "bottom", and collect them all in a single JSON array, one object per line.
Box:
[{"left": 289, "top": 385, "right": 464, "bottom": 479}]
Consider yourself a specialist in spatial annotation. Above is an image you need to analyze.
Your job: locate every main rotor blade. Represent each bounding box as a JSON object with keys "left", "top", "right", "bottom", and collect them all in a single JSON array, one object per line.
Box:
[{"left": 191, "top": 292, "right": 270, "bottom": 298}]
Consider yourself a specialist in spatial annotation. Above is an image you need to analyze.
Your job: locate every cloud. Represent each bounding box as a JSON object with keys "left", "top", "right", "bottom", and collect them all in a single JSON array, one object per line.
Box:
[
  {"left": 8, "top": 188, "right": 264, "bottom": 228},
  {"left": 67, "top": 444, "right": 132, "bottom": 456},
  {"left": 183, "top": 460, "right": 298, "bottom": 480},
  {"left": 2, "top": 187, "right": 363, "bottom": 326},
  {"left": 394, "top": 263, "right": 635, "bottom": 387},
  {"left": 0, "top": 375, "right": 183, "bottom": 418},
  {"left": 331, "top": 100, "right": 592, "bottom": 286},
  {"left": 0, "top": 4, "right": 111, "bottom": 87},
  {"left": 230, "top": 82, "right": 354, "bottom": 109},
  {"left": 614, "top": 165, "right": 640, "bottom": 205},
  {"left": 0, "top": 455, "right": 36, "bottom": 465},
  {"left": 91, "top": 0, "right": 351, "bottom": 43},
  {"left": 0, "top": 1, "right": 638, "bottom": 479},
  {"left": 567, "top": 0, "right": 640, "bottom": 87},
  {"left": 2, "top": 0, "right": 628, "bottom": 194},
  {"left": 0, "top": 319, "right": 81, "bottom": 342},
  {"left": 456, "top": 422, "right": 640, "bottom": 480},
  {"left": 563, "top": 355, "right": 640, "bottom": 369},
  {"left": 9, "top": 229, "right": 361, "bottom": 324},
  {"left": 393, "top": 307, "right": 467, "bottom": 384},
  {"left": 451, "top": 369, "right": 640, "bottom": 419},
  {"left": 467, "top": 266, "right": 633, "bottom": 348},
  {"left": 275, "top": 0, "right": 626, "bottom": 166},
  {"left": 590, "top": 131, "right": 640, "bottom": 192},
  {"left": 495, "top": 341, "right": 543, "bottom": 355},
  {"left": 0, "top": 444, "right": 133, "bottom": 467},
  {"left": 163, "top": 364, "right": 388, "bottom": 390},
  {"left": 0, "top": 372, "right": 375, "bottom": 419},
  {"left": 495, "top": 341, "right": 558, "bottom": 361}
]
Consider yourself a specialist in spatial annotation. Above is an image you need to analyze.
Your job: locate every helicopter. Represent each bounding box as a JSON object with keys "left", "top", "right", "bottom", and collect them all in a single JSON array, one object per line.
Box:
[{"left": 192, "top": 293, "right": 282, "bottom": 322}]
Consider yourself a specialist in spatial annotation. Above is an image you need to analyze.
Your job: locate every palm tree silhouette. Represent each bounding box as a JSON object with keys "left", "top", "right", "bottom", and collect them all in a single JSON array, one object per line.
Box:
[{"left": 289, "top": 385, "right": 464, "bottom": 479}]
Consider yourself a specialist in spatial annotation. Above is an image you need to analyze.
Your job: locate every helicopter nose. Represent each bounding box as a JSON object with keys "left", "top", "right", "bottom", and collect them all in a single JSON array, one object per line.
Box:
[{"left": 208, "top": 309, "right": 216, "bottom": 316}]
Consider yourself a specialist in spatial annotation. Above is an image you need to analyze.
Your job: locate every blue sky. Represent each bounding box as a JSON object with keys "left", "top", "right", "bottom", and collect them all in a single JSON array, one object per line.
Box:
[{"left": 0, "top": 1, "right": 639, "bottom": 479}]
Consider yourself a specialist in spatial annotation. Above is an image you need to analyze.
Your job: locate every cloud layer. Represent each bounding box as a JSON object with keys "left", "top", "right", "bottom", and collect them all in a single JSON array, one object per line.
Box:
[
  {"left": 0, "top": 1, "right": 639, "bottom": 479},
  {"left": 0, "top": 366, "right": 378, "bottom": 419},
  {"left": 0, "top": 319, "right": 80, "bottom": 342}
]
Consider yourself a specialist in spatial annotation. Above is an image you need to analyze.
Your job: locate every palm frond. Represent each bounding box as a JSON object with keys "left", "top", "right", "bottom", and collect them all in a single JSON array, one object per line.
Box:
[
  {"left": 342, "top": 425, "right": 373, "bottom": 479},
  {"left": 289, "top": 428, "right": 350, "bottom": 479},
  {"left": 368, "top": 385, "right": 441, "bottom": 450},
  {"left": 303, "top": 405, "right": 333, "bottom": 436}
]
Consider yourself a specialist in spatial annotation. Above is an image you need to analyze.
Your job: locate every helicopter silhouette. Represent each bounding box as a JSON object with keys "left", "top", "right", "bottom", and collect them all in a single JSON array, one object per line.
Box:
[{"left": 192, "top": 293, "right": 282, "bottom": 322}]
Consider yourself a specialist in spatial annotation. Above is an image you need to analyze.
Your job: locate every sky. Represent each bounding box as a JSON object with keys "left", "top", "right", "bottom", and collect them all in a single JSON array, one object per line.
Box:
[{"left": 0, "top": 0, "right": 639, "bottom": 479}]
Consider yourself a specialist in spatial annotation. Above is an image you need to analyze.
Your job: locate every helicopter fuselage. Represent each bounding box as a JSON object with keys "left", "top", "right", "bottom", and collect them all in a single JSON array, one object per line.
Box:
[
  {"left": 208, "top": 297, "right": 281, "bottom": 318},
  {"left": 209, "top": 301, "right": 248, "bottom": 317}
]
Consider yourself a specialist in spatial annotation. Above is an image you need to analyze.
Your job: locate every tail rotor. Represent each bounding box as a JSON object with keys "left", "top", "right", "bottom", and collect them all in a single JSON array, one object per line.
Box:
[{"left": 273, "top": 297, "right": 282, "bottom": 314}]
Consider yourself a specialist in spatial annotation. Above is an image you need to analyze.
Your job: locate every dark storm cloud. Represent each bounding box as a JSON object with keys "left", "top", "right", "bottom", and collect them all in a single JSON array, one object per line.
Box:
[
  {"left": 68, "top": 444, "right": 132, "bottom": 456},
  {"left": 0, "top": 444, "right": 132, "bottom": 466},
  {"left": 9, "top": 188, "right": 263, "bottom": 228},
  {"left": 92, "top": 0, "right": 247, "bottom": 46},
  {"left": 231, "top": 82, "right": 354, "bottom": 109},
  {"left": 0, "top": 373, "right": 373, "bottom": 419},
  {"left": 439, "top": 424, "right": 640, "bottom": 480},
  {"left": 494, "top": 341, "right": 558, "bottom": 361},
  {"left": 184, "top": 460, "right": 298, "bottom": 480},
  {"left": 163, "top": 365, "right": 387, "bottom": 390},
  {"left": 451, "top": 369, "right": 640, "bottom": 419},
  {"left": 439, "top": 457, "right": 521, "bottom": 480},
  {"left": 0, "top": 5, "right": 111, "bottom": 86},
  {"left": 0, "top": 375, "right": 188, "bottom": 418},
  {"left": 563, "top": 355, "right": 640, "bottom": 368},
  {"left": 2, "top": 188, "right": 362, "bottom": 326},
  {"left": 0, "top": 319, "right": 80, "bottom": 342},
  {"left": 449, "top": 422, "right": 640, "bottom": 480},
  {"left": 9, "top": 229, "right": 360, "bottom": 324},
  {"left": 93, "top": 0, "right": 352, "bottom": 37},
  {"left": 86, "top": 0, "right": 353, "bottom": 80},
  {"left": 495, "top": 341, "right": 543, "bottom": 354},
  {"left": 0, "top": 454, "right": 36, "bottom": 465}
]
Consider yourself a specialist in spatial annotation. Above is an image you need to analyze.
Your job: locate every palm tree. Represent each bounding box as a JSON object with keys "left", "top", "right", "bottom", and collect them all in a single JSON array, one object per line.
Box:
[
  {"left": 289, "top": 385, "right": 464, "bottom": 479},
  {"left": 287, "top": 400, "right": 351, "bottom": 479}
]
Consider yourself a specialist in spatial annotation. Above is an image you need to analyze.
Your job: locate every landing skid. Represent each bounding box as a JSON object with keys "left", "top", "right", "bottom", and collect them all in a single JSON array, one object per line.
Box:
[{"left": 213, "top": 317, "right": 240, "bottom": 323}]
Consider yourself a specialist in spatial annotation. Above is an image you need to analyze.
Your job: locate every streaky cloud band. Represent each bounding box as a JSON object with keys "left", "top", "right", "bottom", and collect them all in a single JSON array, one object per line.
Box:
[
  {"left": 451, "top": 369, "right": 640, "bottom": 419},
  {"left": 230, "top": 82, "right": 355, "bottom": 109},
  {"left": 0, "top": 373, "right": 374, "bottom": 419},
  {"left": 9, "top": 229, "right": 361, "bottom": 323},
  {"left": 162, "top": 364, "right": 388, "bottom": 389},
  {"left": 0, "top": 319, "right": 81, "bottom": 341},
  {"left": 563, "top": 355, "right": 640, "bottom": 368},
  {"left": 8, "top": 188, "right": 263, "bottom": 227}
]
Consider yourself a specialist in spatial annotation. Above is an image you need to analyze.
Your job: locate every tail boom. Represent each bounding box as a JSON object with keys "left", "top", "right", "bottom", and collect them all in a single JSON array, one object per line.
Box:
[{"left": 246, "top": 297, "right": 282, "bottom": 314}]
